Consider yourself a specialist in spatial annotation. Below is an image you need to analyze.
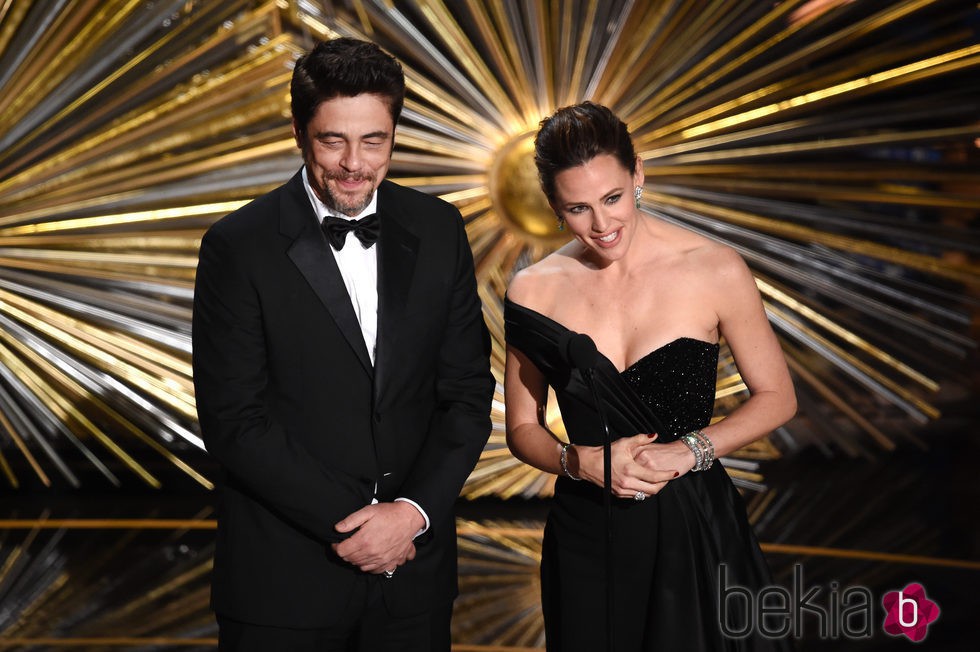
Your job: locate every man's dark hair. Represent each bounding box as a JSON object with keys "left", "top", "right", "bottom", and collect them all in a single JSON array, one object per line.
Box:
[
  {"left": 534, "top": 101, "right": 636, "bottom": 202},
  {"left": 290, "top": 37, "right": 406, "bottom": 134}
]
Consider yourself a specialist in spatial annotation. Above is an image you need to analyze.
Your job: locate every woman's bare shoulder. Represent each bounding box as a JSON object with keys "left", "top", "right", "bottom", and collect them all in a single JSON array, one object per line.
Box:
[
  {"left": 508, "top": 247, "right": 579, "bottom": 307},
  {"left": 667, "top": 228, "right": 745, "bottom": 272},
  {"left": 678, "top": 238, "right": 758, "bottom": 304},
  {"left": 648, "top": 226, "right": 754, "bottom": 297}
]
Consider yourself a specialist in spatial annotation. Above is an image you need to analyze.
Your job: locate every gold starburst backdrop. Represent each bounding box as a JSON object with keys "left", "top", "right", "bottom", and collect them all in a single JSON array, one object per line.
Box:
[{"left": 0, "top": 0, "right": 977, "bottom": 495}]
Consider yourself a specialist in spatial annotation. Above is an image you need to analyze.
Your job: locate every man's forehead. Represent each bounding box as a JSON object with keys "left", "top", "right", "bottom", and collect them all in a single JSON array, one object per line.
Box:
[{"left": 308, "top": 94, "right": 394, "bottom": 133}]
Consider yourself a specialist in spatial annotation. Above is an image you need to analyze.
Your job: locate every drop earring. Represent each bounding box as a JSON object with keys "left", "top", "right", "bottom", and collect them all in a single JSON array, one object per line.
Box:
[
  {"left": 634, "top": 186, "right": 643, "bottom": 208},
  {"left": 556, "top": 216, "right": 565, "bottom": 231}
]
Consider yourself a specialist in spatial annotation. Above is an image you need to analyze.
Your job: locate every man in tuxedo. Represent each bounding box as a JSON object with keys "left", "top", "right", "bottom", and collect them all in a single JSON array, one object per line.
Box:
[{"left": 192, "top": 37, "right": 493, "bottom": 651}]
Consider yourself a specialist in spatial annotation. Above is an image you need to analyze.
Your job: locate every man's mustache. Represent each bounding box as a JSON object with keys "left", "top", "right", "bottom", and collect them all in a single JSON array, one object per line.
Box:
[{"left": 325, "top": 172, "right": 373, "bottom": 183}]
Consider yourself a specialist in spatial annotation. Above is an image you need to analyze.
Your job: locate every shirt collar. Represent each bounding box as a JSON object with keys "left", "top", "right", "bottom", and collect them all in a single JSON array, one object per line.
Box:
[{"left": 301, "top": 166, "right": 378, "bottom": 223}]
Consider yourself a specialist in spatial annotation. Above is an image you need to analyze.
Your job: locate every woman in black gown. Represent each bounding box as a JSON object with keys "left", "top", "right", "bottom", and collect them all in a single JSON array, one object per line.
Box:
[{"left": 504, "top": 102, "right": 797, "bottom": 651}]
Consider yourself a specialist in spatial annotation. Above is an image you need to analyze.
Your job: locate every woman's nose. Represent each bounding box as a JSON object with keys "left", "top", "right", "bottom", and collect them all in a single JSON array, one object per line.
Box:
[{"left": 591, "top": 208, "right": 610, "bottom": 232}]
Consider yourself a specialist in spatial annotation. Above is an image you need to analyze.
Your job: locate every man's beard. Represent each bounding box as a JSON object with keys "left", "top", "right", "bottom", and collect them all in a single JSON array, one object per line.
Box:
[{"left": 316, "top": 172, "right": 375, "bottom": 216}]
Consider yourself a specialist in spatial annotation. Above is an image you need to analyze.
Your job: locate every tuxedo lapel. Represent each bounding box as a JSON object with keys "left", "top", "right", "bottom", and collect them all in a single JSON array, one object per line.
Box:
[
  {"left": 280, "top": 172, "right": 374, "bottom": 378},
  {"left": 374, "top": 182, "right": 419, "bottom": 405}
]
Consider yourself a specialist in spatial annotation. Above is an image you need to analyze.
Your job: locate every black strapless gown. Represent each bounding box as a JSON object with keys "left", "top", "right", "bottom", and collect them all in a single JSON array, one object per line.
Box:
[{"left": 505, "top": 298, "right": 791, "bottom": 651}]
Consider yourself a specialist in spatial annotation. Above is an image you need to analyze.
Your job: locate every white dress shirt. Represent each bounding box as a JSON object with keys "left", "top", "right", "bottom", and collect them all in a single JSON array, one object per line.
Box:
[
  {"left": 302, "top": 167, "right": 378, "bottom": 364},
  {"left": 301, "top": 167, "right": 429, "bottom": 536}
]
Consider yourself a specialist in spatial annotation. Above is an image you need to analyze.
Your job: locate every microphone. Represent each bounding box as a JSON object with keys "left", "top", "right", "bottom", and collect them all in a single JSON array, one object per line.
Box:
[
  {"left": 562, "top": 332, "right": 598, "bottom": 371},
  {"left": 558, "top": 330, "right": 616, "bottom": 652}
]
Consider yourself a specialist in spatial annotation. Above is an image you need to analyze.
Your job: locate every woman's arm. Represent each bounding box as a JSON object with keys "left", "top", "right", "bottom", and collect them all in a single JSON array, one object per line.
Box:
[
  {"left": 698, "top": 247, "right": 796, "bottom": 457},
  {"left": 504, "top": 344, "right": 568, "bottom": 475},
  {"left": 635, "top": 247, "right": 796, "bottom": 474},
  {"left": 505, "top": 344, "right": 677, "bottom": 496}
]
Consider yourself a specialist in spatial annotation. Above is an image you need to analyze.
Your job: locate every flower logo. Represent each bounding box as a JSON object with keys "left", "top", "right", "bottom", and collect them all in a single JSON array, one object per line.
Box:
[{"left": 882, "top": 583, "right": 940, "bottom": 642}]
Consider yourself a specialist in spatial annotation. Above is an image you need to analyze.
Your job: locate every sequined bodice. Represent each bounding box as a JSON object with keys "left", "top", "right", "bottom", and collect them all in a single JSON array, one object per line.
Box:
[
  {"left": 504, "top": 299, "right": 720, "bottom": 445},
  {"left": 620, "top": 338, "right": 720, "bottom": 438}
]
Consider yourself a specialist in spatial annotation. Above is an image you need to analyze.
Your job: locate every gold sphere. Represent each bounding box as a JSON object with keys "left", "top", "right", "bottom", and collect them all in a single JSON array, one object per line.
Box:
[{"left": 489, "top": 132, "right": 566, "bottom": 243}]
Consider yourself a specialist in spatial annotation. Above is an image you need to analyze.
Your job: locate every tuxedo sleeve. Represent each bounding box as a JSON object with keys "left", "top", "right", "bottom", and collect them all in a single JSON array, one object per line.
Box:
[
  {"left": 193, "top": 224, "right": 373, "bottom": 543},
  {"left": 398, "top": 213, "right": 494, "bottom": 528}
]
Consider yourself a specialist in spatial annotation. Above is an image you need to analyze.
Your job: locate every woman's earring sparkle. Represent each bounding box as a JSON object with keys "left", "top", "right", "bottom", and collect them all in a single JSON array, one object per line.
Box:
[{"left": 634, "top": 186, "right": 643, "bottom": 208}]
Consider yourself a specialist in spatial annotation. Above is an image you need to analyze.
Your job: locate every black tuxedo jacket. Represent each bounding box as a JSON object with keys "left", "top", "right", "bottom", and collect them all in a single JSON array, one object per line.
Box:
[{"left": 192, "top": 171, "right": 493, "bottom": 627}]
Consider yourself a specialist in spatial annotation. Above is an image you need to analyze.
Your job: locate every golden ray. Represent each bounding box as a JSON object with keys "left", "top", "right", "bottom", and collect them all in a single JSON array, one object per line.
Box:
[{"left": 0, "top": 0, "right": 974, "bottom": 513}]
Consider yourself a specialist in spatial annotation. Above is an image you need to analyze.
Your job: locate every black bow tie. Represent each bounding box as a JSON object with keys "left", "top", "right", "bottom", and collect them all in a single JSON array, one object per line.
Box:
[{"left": 322, "top": 213, "right": 380, "bottom": 250}]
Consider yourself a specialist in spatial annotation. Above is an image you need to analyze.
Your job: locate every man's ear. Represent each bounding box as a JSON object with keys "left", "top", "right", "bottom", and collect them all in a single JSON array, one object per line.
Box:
[{"left": 291, "top": 119, "right": 304, "bottom": 149}]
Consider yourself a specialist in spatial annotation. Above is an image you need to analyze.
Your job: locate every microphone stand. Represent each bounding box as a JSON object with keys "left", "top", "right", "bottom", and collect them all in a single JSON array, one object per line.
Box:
[
  {"left": 562, "top": 332, "right": 615, "bottom": 652},
  {"left": 582, "top": 365, "right": 615, "bottom": 652},
  {"left": 562, "top": 332, "right": 670, "bottom": 651}
]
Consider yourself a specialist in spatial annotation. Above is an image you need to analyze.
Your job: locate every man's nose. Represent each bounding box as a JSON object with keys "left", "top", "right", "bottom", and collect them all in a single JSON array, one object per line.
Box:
[{"left": 340, "top": 144, "right": 361, "bottom": 171}]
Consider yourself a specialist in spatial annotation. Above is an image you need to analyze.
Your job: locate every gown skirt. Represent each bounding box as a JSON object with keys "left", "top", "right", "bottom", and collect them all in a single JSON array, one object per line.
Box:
[{"left": 505, "top": 298, "right": 793, "bottom": 651}]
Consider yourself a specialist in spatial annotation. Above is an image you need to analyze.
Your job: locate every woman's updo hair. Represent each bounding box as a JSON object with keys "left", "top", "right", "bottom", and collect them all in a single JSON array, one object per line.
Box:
[{"left": 534, "top": 101, "right": 636, "bottom": 203}]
